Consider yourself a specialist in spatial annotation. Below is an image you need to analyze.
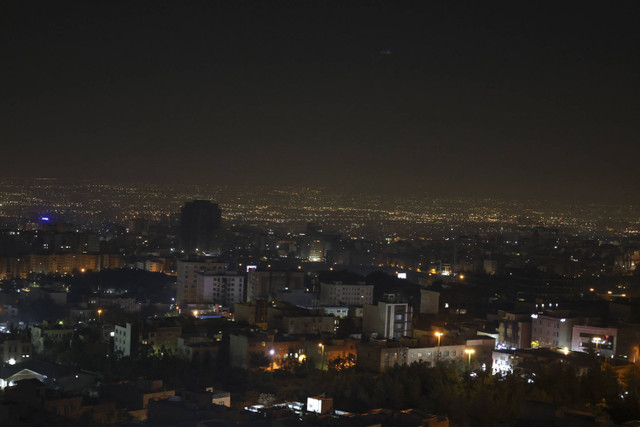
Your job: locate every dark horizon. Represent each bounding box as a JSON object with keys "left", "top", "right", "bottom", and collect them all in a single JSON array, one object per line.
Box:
[{"left": 3, "top": 1, "right": 639, "bottom": 204}]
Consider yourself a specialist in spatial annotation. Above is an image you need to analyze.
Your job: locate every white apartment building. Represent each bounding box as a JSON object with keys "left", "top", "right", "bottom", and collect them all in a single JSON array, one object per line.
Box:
[
  {"left": 176, "top": 259, "right": 228, "bottom": 304},
  {"left": 114, "top": 322, "right": 134, "bottom": 358},
  {"left": 363, "top": 301, "right": 413, "bottom": 339},
  {"left": 196, "top": 271, "right": 245, "bottom": 307}
]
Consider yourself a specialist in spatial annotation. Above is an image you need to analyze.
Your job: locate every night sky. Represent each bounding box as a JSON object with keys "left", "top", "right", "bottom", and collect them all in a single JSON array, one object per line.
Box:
[{"left": 2, "top": 1, "right": 639, "bottom": 202}]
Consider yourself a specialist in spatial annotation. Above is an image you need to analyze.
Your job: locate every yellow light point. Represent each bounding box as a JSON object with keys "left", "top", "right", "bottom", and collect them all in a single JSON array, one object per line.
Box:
[
  {"left": 590, "top": 288, "right": 595, "bottom": 292},
  {"left": 562, "top": 347, "right": 569, "bottom": 355},
  {"left": 607, "top": 291, "right": 612, "bottom": 295},
  {"left": 465, "top": 348, "right": 475, "bottom": 367},
  {"left": 459, "top": 274, "right": 465, "bottom": 280}
]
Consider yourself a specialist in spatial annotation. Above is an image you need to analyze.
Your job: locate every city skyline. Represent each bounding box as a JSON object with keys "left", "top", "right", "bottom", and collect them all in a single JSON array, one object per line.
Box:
[
  {"left": 3, "top": 2, "right": 639, "bottom": 203},
  {"left": 3, "top": 3, "right": 640, "bottom": 420}
]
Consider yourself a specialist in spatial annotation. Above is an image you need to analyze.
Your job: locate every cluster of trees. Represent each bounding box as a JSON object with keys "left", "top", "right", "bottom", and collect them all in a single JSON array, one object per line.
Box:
[{"left": 321, "top": 360, "right": 640, "bottom": 425}]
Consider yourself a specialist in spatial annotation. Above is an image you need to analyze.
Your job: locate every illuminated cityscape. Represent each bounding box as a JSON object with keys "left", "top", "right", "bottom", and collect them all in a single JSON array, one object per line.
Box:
[
  {"left": 0, "top": 177, "right": 639, "bottom": 424},
  {"left": 2, "top": 1, "right": 640, "bottom": 426}
]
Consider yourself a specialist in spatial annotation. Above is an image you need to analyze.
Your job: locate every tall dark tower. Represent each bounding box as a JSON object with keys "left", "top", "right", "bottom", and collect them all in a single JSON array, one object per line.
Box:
[{"left": 179, "top": 200, "right": 221, "bottom": 255}]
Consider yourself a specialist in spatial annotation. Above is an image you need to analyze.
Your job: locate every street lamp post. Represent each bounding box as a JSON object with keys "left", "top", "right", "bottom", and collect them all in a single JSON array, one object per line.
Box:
[
  {"left": 592, "top": 337, "right": 602, "bottom": 355},
  {"left": 269, "top": 349, "right": 275, "bottom": 371},
  {"left": 465, "top": 349, "right": 475, "bottom": 369},
  {"left": 318, "top": 343, "right": 325, "bottom": 370},
  {"left": 97, "top": 309, "right": 103, "bottom": 322},
  {"left": 435, "top": 332, "right": 443, "bottom": 361}
]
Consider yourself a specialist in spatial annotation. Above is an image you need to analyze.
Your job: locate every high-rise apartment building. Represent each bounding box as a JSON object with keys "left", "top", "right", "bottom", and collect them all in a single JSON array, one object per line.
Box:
[{"left": 179, "top": 200, "right": 221, "bottom": 255}]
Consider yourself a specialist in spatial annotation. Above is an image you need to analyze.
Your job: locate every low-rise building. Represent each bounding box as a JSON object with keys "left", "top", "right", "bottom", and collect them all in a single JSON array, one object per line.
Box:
[
  {"left": 114, "top": 322, "right": 137, "bottom": 358},
  {"left": 357, "top": 336, "right": 468, "bottom": 372},
  {"left": 29, "top": 324, "right": 74, "bottom": 354},
  {"left": 498, "top": 311, "right": 532, "bottom": 349},
  {"left": 0, "top": 338, "right": 32, "bottom": 365},
  {"left": 357, "top": 340, "right": 408, "bottom": 372},
  {"left": 140, "top": 324, "right": 182, "bottom": 355},
  {"left": 234, "top": 300, "right": 269, "bottom": 329},
  {"left": 363, "top": 299, "right": 413, "bottom": 339},
  {"left": 571, "top": 324, "right": 618, "bottom": 357},
  {"left": 267, "top": 305, "right": 339, "bottom": 335},
  {"left": 530, "top": 312, "right": 574, "bottom": 349},
  {"left": 319, "top": 281, "right": 374, "bottom": 306},
  {"left": 176, "top": 336, "right": 219, "bottom": 363}
]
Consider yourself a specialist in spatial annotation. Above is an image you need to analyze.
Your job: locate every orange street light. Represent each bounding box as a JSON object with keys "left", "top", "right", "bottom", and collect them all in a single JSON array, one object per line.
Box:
[{"left": 435, "top": 332, "right": 443, "bottom": 359}]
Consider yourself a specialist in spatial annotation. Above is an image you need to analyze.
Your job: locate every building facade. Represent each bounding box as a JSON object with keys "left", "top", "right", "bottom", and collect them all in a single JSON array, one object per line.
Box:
[
  {"left": 319, "top": 282, "right": 374, "bottom": 306},
  {"left": 363, "top": 301, "right": 413, "bottom": 339},
  {"left": 176, "top": 259, "right": 228, "bottom": 305},
  {"left": 247, "top": 269, "right": 305, "bottom": 301},
  {"left": 498, "top": 312, "right": 532, "bottom": 349},
  {"left": 531, "top": 313, "right": 574, "bottom": 349},
  {"left": 571, "top": 325, "right": 618, "bottom": 357},
  {"left": 196, "top": 271, "right": 245, "bottom": 306}
]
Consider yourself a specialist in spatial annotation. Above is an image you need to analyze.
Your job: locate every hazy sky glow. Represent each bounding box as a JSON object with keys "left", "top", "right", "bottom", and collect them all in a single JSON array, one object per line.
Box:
[{"left": 2, "top": 1, "right": 639, "bottom": 202}]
